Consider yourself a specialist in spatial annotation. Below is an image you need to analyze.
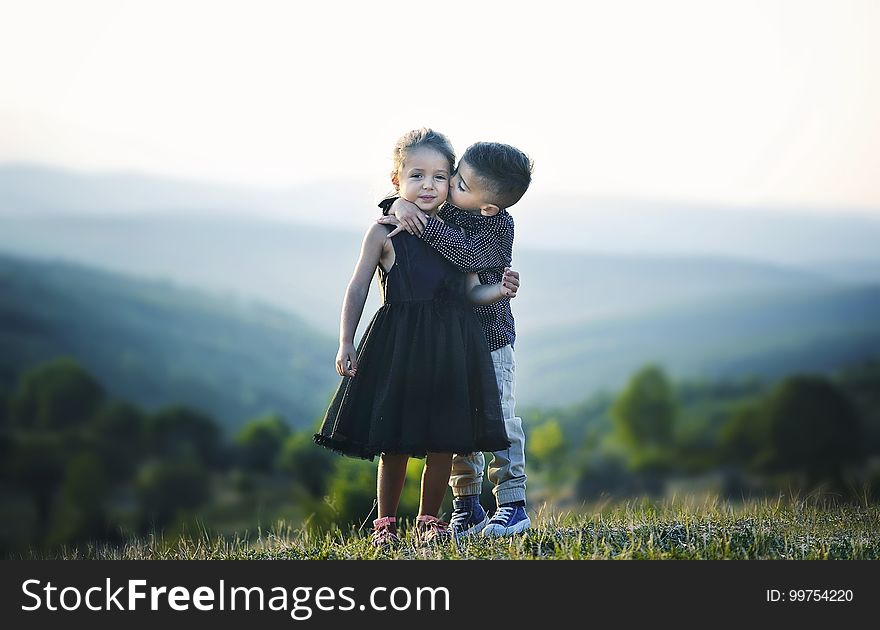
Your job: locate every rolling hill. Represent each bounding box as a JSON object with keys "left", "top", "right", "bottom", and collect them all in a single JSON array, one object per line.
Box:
[
  {"left": 3, "top": 251, "right": 879, "bottom": 417},
  {"left": 0, "top": 254, "right": 337, "bottom": 431},
  {"left": 0, "top": 213, "right": 848, "bottom": 337},
  {"left": 517, "top": 285, "right": 880, "bottom": 404},
  {"left": 3, "top": 164, "right": 880, "bottom": 411}
]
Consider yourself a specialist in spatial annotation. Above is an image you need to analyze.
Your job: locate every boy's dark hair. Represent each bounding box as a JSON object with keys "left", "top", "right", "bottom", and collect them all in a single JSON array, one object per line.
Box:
[{"left": 461, "top": 141, "right": 533, "bottom": 209}]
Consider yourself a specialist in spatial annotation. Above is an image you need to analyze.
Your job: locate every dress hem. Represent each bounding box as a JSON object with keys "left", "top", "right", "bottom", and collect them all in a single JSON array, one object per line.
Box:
[{"left": 313, "top": 433, "right": 511, "bottom": 462}]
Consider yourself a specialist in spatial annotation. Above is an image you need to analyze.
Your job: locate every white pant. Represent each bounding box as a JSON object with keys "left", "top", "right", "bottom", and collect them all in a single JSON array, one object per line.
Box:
[{"left": 449, "top": 344, "right": 527, "bottom": 505}]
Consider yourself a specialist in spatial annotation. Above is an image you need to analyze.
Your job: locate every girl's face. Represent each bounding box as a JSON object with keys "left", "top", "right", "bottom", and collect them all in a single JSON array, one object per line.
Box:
[{"left": 392, "top": 147, "right": 450, "bottom": 214}]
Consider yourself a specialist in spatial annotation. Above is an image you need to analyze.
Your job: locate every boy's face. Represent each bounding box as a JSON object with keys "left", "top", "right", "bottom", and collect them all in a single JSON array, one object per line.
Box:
[{"left": 448, "top": 160, "right": 498, "bottom": 214}]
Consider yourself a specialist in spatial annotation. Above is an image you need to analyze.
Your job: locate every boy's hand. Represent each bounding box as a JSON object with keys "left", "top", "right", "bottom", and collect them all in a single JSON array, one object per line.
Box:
[
  {"left": 391, "top": 198, "right": 428, "bottom": 236},
  {"left": 377, "top": 214, "right": 444, "bottom": 237},
  {"left": 376, "top": 215, "right": 406, "bottom": 237},
  {"left": 501, "top": 267, "right": 520, "bottom": 298},
  {"left": 336, "top": 343, "right": 358, "bottom": 377}
]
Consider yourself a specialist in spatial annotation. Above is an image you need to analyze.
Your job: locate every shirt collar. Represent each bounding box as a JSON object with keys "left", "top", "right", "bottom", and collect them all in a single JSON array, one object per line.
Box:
[{"left": 443, "top": 201, "right": 509, "bottom": 219}]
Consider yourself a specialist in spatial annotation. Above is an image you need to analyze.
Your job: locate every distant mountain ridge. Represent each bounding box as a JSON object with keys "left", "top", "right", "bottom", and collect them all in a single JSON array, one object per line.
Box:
[
  {"left": 0, "top": 213, "right": 856, "bottom": 338},
  {"left": 0, "top": 254, "right": 337, "bottom": 430},
  {"left": 3, "top": 164, "right": 880, "bottom": 412},
  {"left": 2, "top": 252, "right": 878, "bottom": 416},
  {"left": 3, "top": 162, "right": 880, "bottom": 264}
]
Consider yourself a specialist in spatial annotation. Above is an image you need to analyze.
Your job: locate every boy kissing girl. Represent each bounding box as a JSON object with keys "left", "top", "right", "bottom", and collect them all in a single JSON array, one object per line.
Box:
[{"left": 379, "top": 140, "right": 533, "bottom": 537}]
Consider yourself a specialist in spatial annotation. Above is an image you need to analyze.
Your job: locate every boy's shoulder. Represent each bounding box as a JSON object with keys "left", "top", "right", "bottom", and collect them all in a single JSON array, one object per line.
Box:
[{"left": 444, "top": 203, "right": 514, "bottom": 229}]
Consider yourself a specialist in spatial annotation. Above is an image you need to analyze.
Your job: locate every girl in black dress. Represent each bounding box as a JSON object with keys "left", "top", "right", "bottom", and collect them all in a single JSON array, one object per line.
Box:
[{"left": 314, "top": 128, "right": 514, "bottom": 546}]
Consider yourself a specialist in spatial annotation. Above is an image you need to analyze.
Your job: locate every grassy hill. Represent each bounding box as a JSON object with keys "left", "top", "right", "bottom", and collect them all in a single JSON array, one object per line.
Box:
[
  {"left": 26, "top": 498, "right": 880, "bottom": 560},
  {"left": 0, "top": 254, "right": 337, "bottom": 431}
]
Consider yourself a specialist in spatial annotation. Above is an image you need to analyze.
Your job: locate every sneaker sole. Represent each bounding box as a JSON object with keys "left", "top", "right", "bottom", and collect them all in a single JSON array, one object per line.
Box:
[
  {"left": 481, "top": 516, "right": 532, "bottom": 537},
  {"left": 453, "top": 514, "right": 489, "bottom": 538}
]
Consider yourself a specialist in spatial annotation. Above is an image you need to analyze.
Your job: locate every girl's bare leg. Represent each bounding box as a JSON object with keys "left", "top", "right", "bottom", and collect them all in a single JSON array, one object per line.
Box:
[
  {"left": 377, "top": 453, "right": 409, "bottom": 519},
  {"left": 419, "top": 452, "right": 453, "bottom": 516}
]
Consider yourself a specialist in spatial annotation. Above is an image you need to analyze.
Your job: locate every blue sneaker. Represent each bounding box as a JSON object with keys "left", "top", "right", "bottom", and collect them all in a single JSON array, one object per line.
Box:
[
  {"left": 482, "top": 505, "right": 531, "bottom": 537},
  {"left": 450, "top": 495, "right": 488, "bottom": 538}
]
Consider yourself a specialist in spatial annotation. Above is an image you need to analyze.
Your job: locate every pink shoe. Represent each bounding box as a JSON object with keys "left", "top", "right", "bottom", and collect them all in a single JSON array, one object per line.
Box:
[
  {"left": 371, "top": 516, "right": 400, "bottom": 549},
  {"left": 415, "top": 515, "right": 451, "bottom": 545}
]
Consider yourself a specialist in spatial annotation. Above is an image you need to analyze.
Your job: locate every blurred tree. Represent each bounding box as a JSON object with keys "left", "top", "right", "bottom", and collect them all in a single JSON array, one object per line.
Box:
[
  {"left": 402, "top": 458, "right": 426, "bottom": 517},
  {"left": 89, "top": 401, "right": 147, "bottom": 479},
  {"left": 0, "top": 385, "right": 9, "bottom": 429},
  {"left": 326, "top": 458, "right": 377, "bottom": 528},
  {"left": 527, "top": 420, "right": 565, "bottom": 473},
  {"left": 135, "top": 459, "right": 211, "bottom": 530},
  {"left": 147, "top": 406, "right": 220, "bottom": 466},
  {"left": 837, "top": 359, "right": 880, "bottom": 458},
  {"left": 10, "top": 357, "right": 104, "bottom": 430},
  {"left": 719, "top": 403, "right": 772, "bottom": 471},
  {"left": 235, "top": 414, "right": 290, "bottom": 473},
  {"left": 762, "top": 376, "right": 862, "bottom": 485},
  {"left": 50, "top": 453, "right": 110, "bottom": 544},
  {"left": 7, "top": 434, "right": 65, "bottom": 542},
  {"left": 0, "top": 433, "right": 11, "bottom": 482},
  {"left": 276, "top": 432, "right": 334, "bottom": 497},
  {"left": 63, "top": 453, "right": 109, "bottom": 516},
  {"left": 611, "top": 365, "right": 676, "bottom": 470},
  {"left": 323, "top": 456, "right": 423, "bottom": 527}
]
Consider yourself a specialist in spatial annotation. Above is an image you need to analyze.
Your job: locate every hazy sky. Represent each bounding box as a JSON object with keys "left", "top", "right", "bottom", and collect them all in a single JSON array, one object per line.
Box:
[{"left": 1, "top": 0, "right": 878, "bottom": 212}]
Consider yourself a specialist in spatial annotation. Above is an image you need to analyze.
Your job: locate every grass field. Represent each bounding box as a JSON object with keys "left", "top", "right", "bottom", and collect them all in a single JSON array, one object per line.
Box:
[{"left": 22, "top": 495, "right": 880, "bottom": 560}]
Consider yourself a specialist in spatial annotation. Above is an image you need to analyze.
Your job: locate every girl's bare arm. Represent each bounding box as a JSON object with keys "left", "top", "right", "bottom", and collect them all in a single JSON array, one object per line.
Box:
[{"left": 336, "top": 224, "right": 388, "bottom": 376}]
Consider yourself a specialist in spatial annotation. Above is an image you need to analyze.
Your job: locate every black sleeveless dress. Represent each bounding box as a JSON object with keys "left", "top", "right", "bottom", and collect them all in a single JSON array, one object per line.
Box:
[{"left": 314, "top": 228, "right": 509, "bottom": 461}]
